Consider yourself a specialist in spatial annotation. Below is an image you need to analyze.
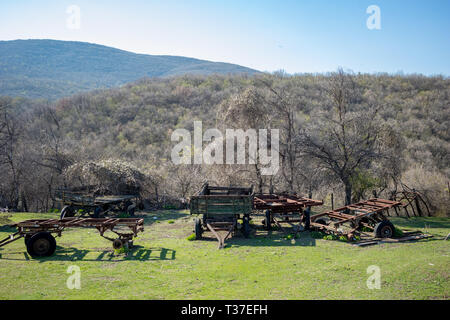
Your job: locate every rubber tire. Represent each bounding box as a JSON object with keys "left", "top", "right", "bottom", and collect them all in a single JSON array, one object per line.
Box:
[
  {"left": 242, "top": 217, "right": 250, "bottom": 238},
  {"left": 265, "top": 210, "right": 272, "bottom": 230},
  {"left": 92, "top": 206, "right": 102, "bottom": 218},
  {"left": 26, "top": 232, "right": 56, "bottom": 257},
  {"left": 113, "top": 239, "right": 123, "bottom": 250},
  {"left": 127, "top": 205, "right": 135, "bottom": 217},
  {"left": 60, "top": 206, "right": 75, "bottom": 219},
  {"left": 374, "top": 220, "right": 395, "bottom": 238},
  {"left": 315, "top": 218, "right": 328, "bottom": 226},
  {"left": 24, "top": 234, "right": 31, "bottom": 246},
  {"left": 194, "top": 218, "right": 203, "bottom": 240}
]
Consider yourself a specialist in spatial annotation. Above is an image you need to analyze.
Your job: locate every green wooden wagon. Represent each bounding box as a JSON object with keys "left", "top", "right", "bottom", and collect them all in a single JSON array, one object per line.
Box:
[
  {"left": 54, "top": 189, "right": 140, "bottom": 219},
  {"left": 189, "top": 183, "right": 254, "bottom": 248}
]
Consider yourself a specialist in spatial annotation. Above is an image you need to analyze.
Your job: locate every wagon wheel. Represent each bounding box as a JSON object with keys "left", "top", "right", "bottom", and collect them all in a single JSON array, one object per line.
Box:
[
  {"left": 264, "top": 210, "right": 272, "bottom": 230},
  {"left": 194, "top": 218, "right": 203, "bottom": 240},
  {"left": 24, "top": 234, "right": 31, "bottom": 246},
  {"left": 242, "top": 216, "right": 250, "bottom": 238},
  {"left": 89, "top": 206, "right": 102, "bottom": 218},
  {"left": 113, "top": 239, "right": 124, "bottom": 250},
  {"left": 314, "top": 218, "right": 330, "bottom": 229},
  {"left": 26, "top": 232, "right": 57, "bottom": 257},
  {"left": 127, "top": 202, "right": 136, "bottom": 217},
  {"left": 374, "top": 220, "right": 395, "bottom": 238},
  {"left": 60, "top": 206, "right": 75, "bottom": 219}
]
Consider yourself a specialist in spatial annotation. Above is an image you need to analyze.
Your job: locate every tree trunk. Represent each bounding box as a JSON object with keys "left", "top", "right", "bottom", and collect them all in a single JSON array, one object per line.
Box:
[
  {"left": 344, "top": 181, "right": 352, "bottom": 205},
  {"left": 255, "top": 164, "right": 263, "bottom": 194},
  {"left": 20, "top": 191, "right": 28, "bottom": 212}
]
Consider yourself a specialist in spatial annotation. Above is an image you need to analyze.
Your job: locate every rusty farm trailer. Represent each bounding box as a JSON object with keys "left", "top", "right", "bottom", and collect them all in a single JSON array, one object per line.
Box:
[
  {"left": 310, "top": 198, "right": 402, "bottom": 240},
  {"left": 189, "top": 183, "right": 254, "bottom": 248},
  {"left": 253, "top": 193, "right": 324, "bottom": 236},
  {"left": 0, "top": 217, "right": 144, "bottom": 257}
]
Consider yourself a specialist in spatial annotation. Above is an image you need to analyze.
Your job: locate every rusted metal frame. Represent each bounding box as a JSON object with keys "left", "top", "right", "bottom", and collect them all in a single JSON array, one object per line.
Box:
[
  {"left": 309, "top": 222, "right": 341, "bottom": 234},
  {"left": 359, "top": 221, "right": 375, "bottom": 230},
  {"left": 0, "top": 231, "right": 23, "bottom": 248},
  {"left": 326, "top": 212, "right": 356, "bottom": 220},
  {"left": 346, "top": 205, "right": 372, "bottom": 212},
  {"left": 272, "top": 211, "right": 305, "bottom": 236},
  {"left": 369, "top": 198, "right": 402, "bottom": 205},
  {"left": 271, "top": 216, "right": 288, "bottom": 235},
  {"left": 253, "top": 195, "right": 323, "bottom": 211},
  {"left": 403, "top": 196, "right": 418, "bottom": 217},
  {"left": 358, "top": 204, "right": 389, "bottom": 212},
  {"left": 332, "top": 210, "right": 386, "bottom": 226},
  {"left": 416, "top": 193, "right": 431, "bottom": 217},
  {"left": 13, "top": 218, "right": 144, "bottom": 236},
  {"left": 333, "top": 198, "right": 397, "bottom": 212},
  {"left": 196, "top": 194, "right": 252, "bottom": 198},
  {"left": 269, "top": 205, "right": 306, "bottom": 213},
  {"left": 311, "top": 198, "right": 400, "bottom": 222},
  {"left": 206, "top": 222, "right": 234, "bottom": 249}
]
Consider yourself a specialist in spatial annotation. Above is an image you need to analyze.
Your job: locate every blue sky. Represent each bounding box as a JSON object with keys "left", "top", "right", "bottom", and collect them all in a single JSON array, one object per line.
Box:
[{"left": 1, "top": 0, "right": 449, "bottom": 75}]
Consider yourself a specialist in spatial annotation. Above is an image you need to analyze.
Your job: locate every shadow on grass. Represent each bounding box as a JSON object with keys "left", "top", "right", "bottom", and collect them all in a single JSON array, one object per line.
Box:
[
  {"left": 227, "top": 236, "right": 316, "bottom": 248},
  {"left": 0, "top": 245, "right": 176, "bottom": 262},
  {"left": 197, "top": 225, "right": 316, "bottom": 248}
]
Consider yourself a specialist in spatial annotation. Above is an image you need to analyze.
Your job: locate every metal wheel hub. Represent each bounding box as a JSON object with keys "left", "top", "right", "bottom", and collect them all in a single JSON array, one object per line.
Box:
[
  {"left": 381, "top": 226, "right": 393, "bottom": 238},
  {"left": 33, "top": 238, "right": 50, "bottom": 254},
  {"left": 113, "top": 239, "right": 123, "bottom": 250}
]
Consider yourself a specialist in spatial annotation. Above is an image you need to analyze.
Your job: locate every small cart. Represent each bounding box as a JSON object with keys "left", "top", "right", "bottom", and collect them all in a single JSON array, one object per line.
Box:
[
  {"left": 0, "top": 217, "right": 144, "bottom": 257},
  {"left": 310, "top": 198, "right": 402, "bottom": 240},
  {"left": 55, "top": 189, "right": 139, "bottom": 219},
  {"left": 189, "top": 183, "right": 254, "bottom": 248},
  {"left": 254, "top": 193, "right": 324, "bottom": 236}
]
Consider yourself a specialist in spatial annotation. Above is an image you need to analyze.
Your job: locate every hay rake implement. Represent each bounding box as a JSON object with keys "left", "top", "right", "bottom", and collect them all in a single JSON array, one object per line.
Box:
[{"left": 310, "top": 198, "right": 402, "bottom": 240}]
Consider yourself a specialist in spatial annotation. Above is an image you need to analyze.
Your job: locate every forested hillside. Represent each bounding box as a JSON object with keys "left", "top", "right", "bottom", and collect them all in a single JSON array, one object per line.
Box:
[
  {"left": 0, "top": 40, "right": 259, "bottom": 99},
  {"left": 1, "top": 72, "right": 449, "bottom": 215}
]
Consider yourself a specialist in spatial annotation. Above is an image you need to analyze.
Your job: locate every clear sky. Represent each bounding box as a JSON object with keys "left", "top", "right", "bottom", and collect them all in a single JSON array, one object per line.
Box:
[{"left": 1, "top": 0, "right": 449, "bottom": 75}]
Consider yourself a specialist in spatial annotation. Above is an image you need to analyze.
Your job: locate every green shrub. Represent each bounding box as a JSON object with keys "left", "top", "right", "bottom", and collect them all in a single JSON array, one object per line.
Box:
[
  {"left": 394, "top": 227, "right": 404, "bottom": 238},
  {"left": 117, "top": 212, "right": 130, "bottom": 218},
  {"left": 167, "top": 220, "right": 175, "bottom": 224},
  {"left": 338, "top": 235, "right": 348, "bottom": 242},
  {"left": 114, "top": 246, "right": 129, "bottom": 255},
  {"left": 310, "top": 231, "right": 325, "bottom": 239},
  {"left": 186, "top": 234, "right": 196, "bottom": 241},
  {"left": 323, "top": 234, "right": 338, "bottom": 241}
]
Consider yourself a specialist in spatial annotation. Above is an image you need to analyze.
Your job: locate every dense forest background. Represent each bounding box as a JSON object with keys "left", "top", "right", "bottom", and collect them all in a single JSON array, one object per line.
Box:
[{"left": 1, "top": 71, "right": 449, "bottom": 215}]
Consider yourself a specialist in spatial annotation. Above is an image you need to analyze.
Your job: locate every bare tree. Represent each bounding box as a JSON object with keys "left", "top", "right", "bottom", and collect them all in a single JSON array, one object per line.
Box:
[
  {"left": 259, "top": 74, "right": 299, "bottom": 193},
  {"left": 217, "top": 87, "right": 271, "bottom": 193},
  {"left": 297, "top": 69, "right": 394, "bottom": 205}
]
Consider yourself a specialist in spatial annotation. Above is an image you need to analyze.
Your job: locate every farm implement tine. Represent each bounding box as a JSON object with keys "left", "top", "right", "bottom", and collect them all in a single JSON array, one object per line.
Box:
[{"left": 0, "top": 231, "right": 23, "bottom": 248}]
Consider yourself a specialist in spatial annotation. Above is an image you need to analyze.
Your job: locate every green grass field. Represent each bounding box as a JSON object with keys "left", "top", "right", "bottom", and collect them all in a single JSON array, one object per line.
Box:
[{"left": 0, "top": 211, "right": 448, "bottom": 300}]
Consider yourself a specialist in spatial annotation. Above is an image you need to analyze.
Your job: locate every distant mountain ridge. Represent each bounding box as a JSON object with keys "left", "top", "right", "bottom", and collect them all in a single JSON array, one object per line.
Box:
[{"left": 0, "top": 39, "right": 260, "bottom": 100}]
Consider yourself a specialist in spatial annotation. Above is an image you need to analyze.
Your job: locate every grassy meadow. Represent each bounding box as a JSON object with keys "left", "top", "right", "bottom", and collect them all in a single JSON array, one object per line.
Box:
[{"left": 0, "top": 211, "right": 448, "bottom": 300}]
